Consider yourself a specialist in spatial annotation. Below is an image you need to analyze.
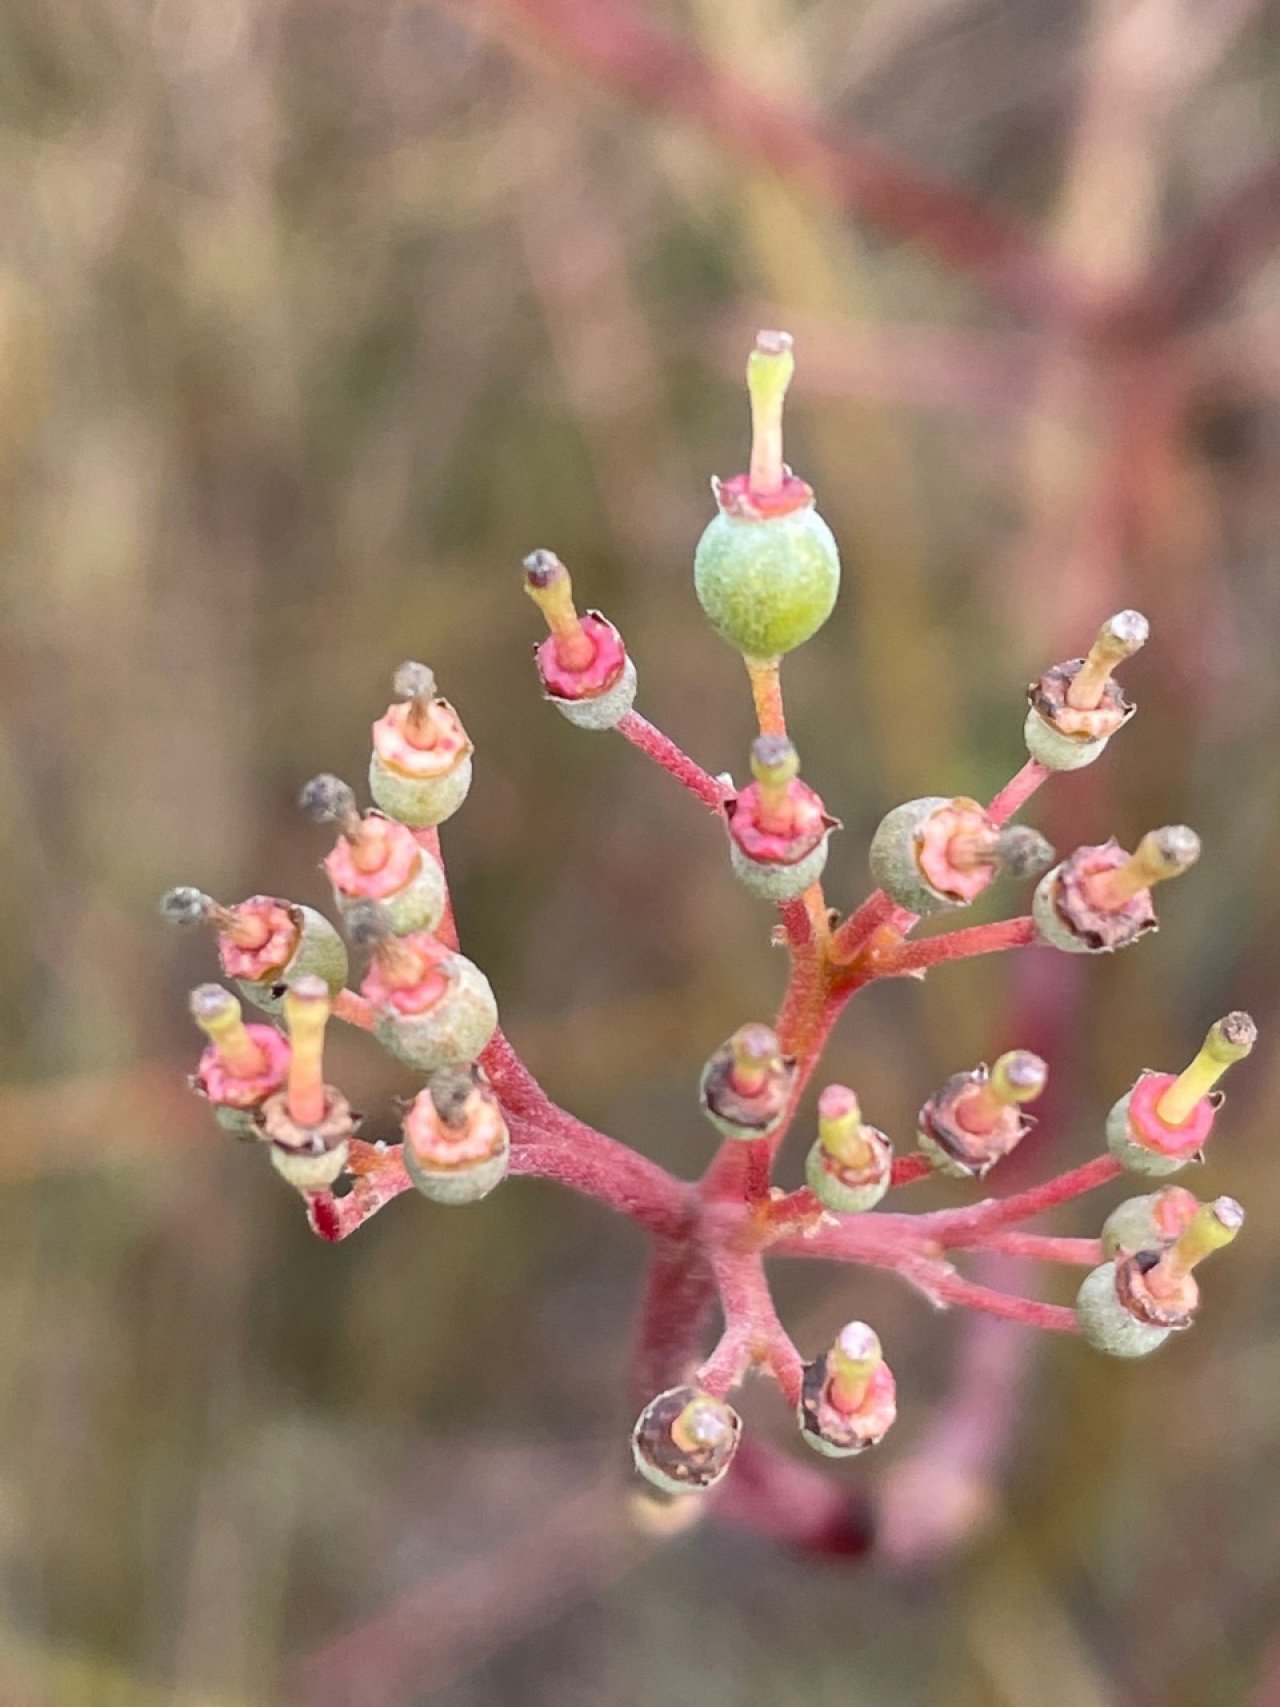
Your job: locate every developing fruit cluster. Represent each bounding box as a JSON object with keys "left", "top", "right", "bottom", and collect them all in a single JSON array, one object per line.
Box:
[{"left": 165, "top": 333, "right": 1258, "bottom": 1527}]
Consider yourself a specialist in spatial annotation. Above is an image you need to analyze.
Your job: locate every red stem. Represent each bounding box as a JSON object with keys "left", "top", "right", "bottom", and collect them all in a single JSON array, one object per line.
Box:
[
  {"left": 952, "top": 1231, "right": 1102, "bottom": 1265},
  {"left": 922, "top": 1271, "right": 1080, "bottom": 1333},
  {"left": 864, "top": 914, "right": 1036, "bottom": 979},
  {"left": 891, "top": 1154, "right": 933, "bottom": 1186},
  {"left": 305, "top": 1150, "right": 414, "bottom": 1241},
  {"left": 987, "top": 758, "right": 1052, "bottom": 827},
  {"left": 412, "top": 827, "right": 458, "bottom": 948},
  {"left": 630, "top": 1228, "right": 716, "bottom": 1402},
  {"left": 1124, "top": 150, "right": 1280, "bottom": 337},
  {"left": 614, "top": 710, "right": 727, "bottom": 811},
  {"left": 923, "top": 1154, "right": 1124, "bottom": 1244},
  {"left": 508, "top": 1115, "right": 691, "bottom": 1235}
]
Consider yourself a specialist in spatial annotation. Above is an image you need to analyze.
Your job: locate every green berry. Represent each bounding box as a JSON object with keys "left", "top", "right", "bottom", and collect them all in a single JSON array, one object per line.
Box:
[
  {"left": 1076, "top": 1261, "right": 1171, "bottom": 1358},
  {"left": 694, "top": 504, "right": 839, "bottom": 662}
]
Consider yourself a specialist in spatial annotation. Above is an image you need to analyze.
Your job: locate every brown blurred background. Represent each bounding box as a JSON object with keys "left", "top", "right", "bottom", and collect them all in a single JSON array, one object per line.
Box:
[{"left": 2, "top": 0, "right": 1280, "bottom": 1701}]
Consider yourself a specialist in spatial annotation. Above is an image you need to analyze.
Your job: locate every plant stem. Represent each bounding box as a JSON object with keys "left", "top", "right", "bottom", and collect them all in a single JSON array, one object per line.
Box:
[
  {"left": 987, "top": 757, "right": 1052, "bottom": 826},
  {"left": 922, "top": 1271, "right": 1080, "bottom": 1332},
  {"left": 630, "top": 1225, "right": 716, "bottom": 1402},
  {"left": 745, "top": 655, "right": 786, "bottom": 736},
  {"left": 952, "top": 1230, "right": 1102, "bottom": 1264},
  {"left": 865, "top": 915, "right": 1036, "bottom": 980},
  {"left": 508, "top": 1116, "right": 691, "bottom": 1235},
  {"left": 305, "top": 1148, "right": 413, "bottom": 1241},
  {"left": 923, "top": 1154, "right": 1124, "bottom": 1245},
  {"left": 614, "top": 710, "right": 728, "bottom": 812}
]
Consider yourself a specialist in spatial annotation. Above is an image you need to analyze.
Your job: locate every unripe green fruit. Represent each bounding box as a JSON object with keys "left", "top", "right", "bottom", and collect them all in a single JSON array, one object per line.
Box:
[
  {"left": 694, "top": 506, "right": 840, "bottom": 661},
  {"left": 868, "top": 796, "right": 953, "bottom": 914},
  {"left": 369, "top": 751, "right": 473, "bottom": 828},
  {"left": 1075, "top": 1261, "right": 1171, "bottom": 1357},
  {"left": 213, "top": 1105, "right": 259, "bottom": 1139},
  {"left": 332, "top": 858, "right": 446, "bottom": 939},
  {"left": 1101, "top": 1191, "right": 1194, "bottom": 1258},
  {"left": 373, "top": 955, "right": 498, "bottom": 1074},
  {"left": 270, "top": 1138, "right": 350, "bottom": 1191},
  {"left": 804, "top": 1135, "right": 891, "bottom": 1214},
  {"left": 237, "top": 906, "right": 349, "bottom": 1015},
  {"left": 1023, "top": 706, "right": 1109, "bottom": 771},
  {"left": 548, "top": 653, "right": 637, "bottom": 731},
  {"left": 728, "top": 833, "right": 829, "bottom": 902},
  {"left": 403, "top": 1137, "right": 508, "bottom": 1205}
]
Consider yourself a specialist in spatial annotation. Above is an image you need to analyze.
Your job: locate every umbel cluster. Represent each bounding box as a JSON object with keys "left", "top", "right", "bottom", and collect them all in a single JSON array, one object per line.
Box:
[{"left": 163, "top": 333, "right": 1256, "bottom": 1511}]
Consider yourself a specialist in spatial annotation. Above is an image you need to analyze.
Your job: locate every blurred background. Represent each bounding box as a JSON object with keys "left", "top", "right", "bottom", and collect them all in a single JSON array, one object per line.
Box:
[{"left": 3, "top": 0, "right": 1280, "bottom": 1701}]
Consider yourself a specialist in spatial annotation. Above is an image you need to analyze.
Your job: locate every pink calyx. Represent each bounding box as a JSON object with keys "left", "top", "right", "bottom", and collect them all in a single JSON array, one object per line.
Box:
[
  {"left": 403, "top": 1085, "right": 505, "bottom": 1169},
  {"left": 536, "top": 613, "right": 626, "bottom": 701},
  {"left": 726, "top": 779, "right": 830, "bottom": 865},
  {"left": 1126, "top": 1072, "right": 1217, "bottom": 1160},
  {"left": 196, "top": 1025, "right": 291, "bottom": 1109},
  {"left": 360, "top": 931, "right": 452, "bottom": 1016},
  {"left": 372, "top": 700, "right": 472, "bottom": 779},
  {"left": 325, "top": 815, "right": 421, "bottom": 900},
  {"left": 713, "top": 471, "right": 814, "bottom": 521},
  {"left": 916, "top": 798, "right": 999, "bottom": 905},
  {"left": 216, "top": 898, "right": 299, "bottom": 981}
]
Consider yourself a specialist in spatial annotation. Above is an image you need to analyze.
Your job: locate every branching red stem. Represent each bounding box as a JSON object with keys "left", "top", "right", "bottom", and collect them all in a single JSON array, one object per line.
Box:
[
  {"left": 923, "top": 1154, "right": 1125, "bottom": 1244},
  {"left": 865, "top": 914, "right": 1036, "bottom": 979}
]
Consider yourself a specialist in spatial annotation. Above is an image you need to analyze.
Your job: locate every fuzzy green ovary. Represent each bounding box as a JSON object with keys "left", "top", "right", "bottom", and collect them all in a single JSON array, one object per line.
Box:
[{"left": 694, "top": 508, "right": 840, "bottom": 660}]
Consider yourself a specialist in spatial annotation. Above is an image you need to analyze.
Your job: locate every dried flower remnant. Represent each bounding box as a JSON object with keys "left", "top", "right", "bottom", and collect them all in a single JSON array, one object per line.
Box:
[
  {"left": 254, "top": 978, "right": 357, "bottom": 1191},
  {"left": 161, "top": 886, "right": 348, "bottom": 1013},
  {"left": 188, "top": 984, "right": 290, "bottom": 1136},
  {"left": 916, "top": 1051, "right": 1047, "bottom": 1179},
  {"left": 1033, "top": 826, "right": 1200, "bottom": 953},
  {"left": 1024, "top": 609, "right": 1148, "bottom": 770},
  {"left": 870, "top": 795, "right": 1054, "bottom": 915},
  {"left": 401, "top": 1068, "right": 510, "bottom": 1204},
  {"left": 632, "top": 1387, "right": 742, "bottom": 1495},
  {"left": 301, "top": 774, "right": 447, "bottom": 937},
  {"left": 798, "top": 1323, "right": 898, "bottom": 1457},
  {"left": 1077, "top": 1197, "right": 1244, "bottom": 1357},
  {"left": 352, "top": 905, "right": 498, "bottom": 1074},
  {"left": 699, "top": 1023, "right": 796, "bottom": 1141}
]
